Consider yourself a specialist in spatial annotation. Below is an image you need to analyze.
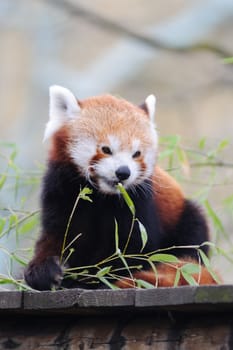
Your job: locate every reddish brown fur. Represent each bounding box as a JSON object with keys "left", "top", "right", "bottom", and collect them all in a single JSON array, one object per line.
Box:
[
  {"left": 49, "top": 127, "right": 71, "bottom": 163},
  {"left": 71, "top": 95, "right": 154, "bottom": 151},
  {"left": 90, "top": 151, "right": 106, "bottom": 166},
  {"left": 138, "top": 158, "right": 147, "bottom": 172},
  {"left": 153, "top": 166, "right": 185, "bottom": 229},
  {"left": 56, "top": 95, "right": 203, "bottom": 243},
  {"left": 115, "top": 259, "right": 219, "bottom": 288},
  {"left": 50, "top": 96, "right": 187, "bottom": 241},
  {"left": 47, "top": 94, "right": 217, "bottom": 289},
  {"left": 31, "top": 235, "right": 63, "bottom": 265}
]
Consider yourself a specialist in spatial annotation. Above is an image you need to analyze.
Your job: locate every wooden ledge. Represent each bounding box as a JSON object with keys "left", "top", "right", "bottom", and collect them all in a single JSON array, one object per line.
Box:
[{"left": 1, "top": 285, "right": 233, "bottom": 315}]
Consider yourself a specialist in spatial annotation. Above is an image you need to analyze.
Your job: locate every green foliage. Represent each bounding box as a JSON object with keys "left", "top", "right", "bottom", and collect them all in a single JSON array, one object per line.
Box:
[
  {"left": 0, "top": 137, "right": 232, "bottom": 290},
  {"left": 60, "top": 186, "right": 93, "bottom": 264},
  {"left": 0, "top": 142, "right": 40, "bottom": 290},
  {"left": 223, "top": 57, "right": 233, "bottom": 64}
]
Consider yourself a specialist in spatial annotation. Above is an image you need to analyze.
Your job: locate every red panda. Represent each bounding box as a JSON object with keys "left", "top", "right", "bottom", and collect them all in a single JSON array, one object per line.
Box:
[{"left": 24, "top": 86, "right": 218, "bottom": 290}]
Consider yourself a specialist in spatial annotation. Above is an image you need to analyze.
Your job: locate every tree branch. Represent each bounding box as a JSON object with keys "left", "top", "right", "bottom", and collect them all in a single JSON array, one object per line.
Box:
[
  {"left": 45, "top": 0, "right": 233, "bottom": 58},
  {"left": 190, "top": 161, "right": 233, "bottom": 168}
]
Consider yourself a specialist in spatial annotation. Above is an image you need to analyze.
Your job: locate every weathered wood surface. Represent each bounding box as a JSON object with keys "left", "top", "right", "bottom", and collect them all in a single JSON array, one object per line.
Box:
[{"left": 0, "top": 286, "right": 233, "bottom": 349}]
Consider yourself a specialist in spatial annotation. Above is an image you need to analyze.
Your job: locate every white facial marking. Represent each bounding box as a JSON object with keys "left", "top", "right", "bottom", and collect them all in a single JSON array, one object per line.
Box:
[
  {"left": 69, "top": 138, "right": 97, "bottom": 176},
  {"left": 132, "top": 139, "right": 141, "bottom": 154},
  {"left": 94, "top": 151, "right": 139, "bottom": 194},
  {"left": 44, "top": 85, "right": 80, "bottom": 141},
  {"left": 145, "top": 94, "right": 156, "bottom": 126},
  {"left": 108, "top": 135, "right": 120, "bottom": 153}
]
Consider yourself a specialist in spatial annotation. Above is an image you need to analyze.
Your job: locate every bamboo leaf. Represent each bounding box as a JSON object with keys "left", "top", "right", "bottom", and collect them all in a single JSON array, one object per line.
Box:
[
  {"left": 99, "top": 276, "right": 119, "bottom": 290},
  {"left": 208, "top": 269, "right": 222, "bottom": 284},
  {"left": 181, "top": 271, "right": 198, "bottom": 286},
  {"left": 0, "top": 175, "right": 6, "bottom": 190},
  {"left": 0, "top": 218, "right": 6, "bottom": 234},
  {"left": 217, "top": 139, "right": 229, "bottom": 152},
  {"left": 149, "top": 253, "right": 180, "bottom": 263},
  {"left": 174, "top": 269, "right": 181, "bottom": 287},
  {"left": 158, "top": 148, "right": 175, "bottom": 160},
  {"left": 223, "top": 57, "right": 233, "bottom": 64},
  {"left": 137, "top": 220, "right": 148, "bottom": 253},
  {"left": 79, "top": 187, "right": 93, "bottom": 202},
  {"left": 198, "top": 249, "right": 210, "bottom": 267},
  {"left": 9, "top": 214, "right": 18, "bottom": 227},
  {"left": 136, "top": 279, "right": 155, "bottom": 289},
  {"left": 198, "top": 249, "right": 221, "bottom": 284},
  {"left": 96, "top": 266, "right": 112, "bottom": 278},
  {"left": 180, "top": 263, "right": 200, "bottom": 275},
  {"left": 204, "top": 200, "right": 225, "bottom": 235},
  {"left": 198, "top": 137, "right": 206, "bottom": 150},
  {"left": 116, "top": 183, "right": 135, "bottom": 215},
  {"left": 176, "top": 147, "right": 190, "bottom": 175},
  {"left": 18, "top": 216, "right": 38, "bottom": 235},
  {"left": 11, "top": 253, "right": 28, "bottom": 267}
]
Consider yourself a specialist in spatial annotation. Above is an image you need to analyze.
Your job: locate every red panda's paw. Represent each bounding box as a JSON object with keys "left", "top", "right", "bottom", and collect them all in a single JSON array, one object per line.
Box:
[
  {"left": 114, "top": 262, "right": 219, "bottom": 289},
  {"left": 24, "top": 256, "right": 63, "bottom": 291}
]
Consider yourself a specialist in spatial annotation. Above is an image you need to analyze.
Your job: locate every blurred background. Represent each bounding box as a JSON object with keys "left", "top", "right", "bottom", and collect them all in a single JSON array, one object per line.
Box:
[{"left": 0, "top": 0, "right": 233, "bottom": 284}]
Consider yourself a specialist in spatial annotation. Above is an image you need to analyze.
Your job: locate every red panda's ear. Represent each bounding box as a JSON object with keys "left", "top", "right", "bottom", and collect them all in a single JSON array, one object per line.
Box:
[
  {"left": 44, "top": 85, "right": 80, "bottom": 141},
  {"left": 140, "top": 94, "right": 156, "bottom": 127}
]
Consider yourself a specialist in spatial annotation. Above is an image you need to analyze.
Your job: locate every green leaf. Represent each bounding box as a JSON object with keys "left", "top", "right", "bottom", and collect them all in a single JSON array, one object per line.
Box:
[
  {"left": 149, "top": 253, "right": 180, "bottom": 263},
  {"left": 223, "top": 57, "right": 233, "bottom": 64},
  {"left": 137, "top": 220, "right": 148, "bottom": 253},
  {"left": 160, "top": 135, "right": 180, "bottom": 148},
  {"left": 118, "top": 254, "right": 132, "bottom": 280},
  {"left": 158, "top": 148, "right": 175, "bottom": 161},
  {"left": 217, "top": 139, "right": 229, "bottom": 152},
  {"left": 0, "top": 175, "right": 6, "bottom": 190},
  {"left": 79, "top": 187, "right": 93, "bottom": 202},
  {"left": 9, "top": 214, "right": 18, "bottom": 227},
  {"left": 198, "top": 137, "right": 206, "bottom": 150},
  {"left": 96, "top": 266, "right": 112, "bottom": 278},
  {"left": 181, "top": 271, "right": 198, "bottom": 286},
  {"left": 18, "top": 216, "right": 38, "bottom": 235},
  {"left": 114, "top": 218, "right": 119, "bottom": 252},
  {"left": 204, "top": 200, "right": 225, "bottom": 235},
  {"left": 201, "top": 241, "right": 216, "bottom": 248},
  {"left": 0, "top": 218, "right": 6, "bottom": 233},
  {"left": 198, "top": 249, "right": 210, "bottom": 268},
  {"left": 215, "top": 246, "right": 233, "bottom": 264},
  {"left": 176, "top": 147, "right": 190, "bottom": 174},
  {"left": 117, "top": 183, "right": 135, "bottom": 215},
  {"left": 180, "top": 263, "right": 200, "bottom": 275},
  {"left": 11, "top": 253, "right": 28, "bottom": 267},
  {"left": 176, "top": 147, "right": 187, "bottom": 163},
  {"left": 198, "top": 249, "right": 221, "bottom": 284},
  {"left": 174, "top": 269, "right": 181, "bottom": 287},
  {"left": 207, "top": 269, "right": 222, "bottom": 284},
  {"left": 0, "top": 278, "right": 15, "bottom": 285},
  {"left": 10, "top": 149, "right": 18, "bottom": 162},
  {"left": 136, "top": 279, "right": 155, "bottom": 289},
  {"left": 223, "top": 195, "right": 233, "bottom": 211},
  {"left": 99, "top": 276, "right": 119, "bottom": 290}
]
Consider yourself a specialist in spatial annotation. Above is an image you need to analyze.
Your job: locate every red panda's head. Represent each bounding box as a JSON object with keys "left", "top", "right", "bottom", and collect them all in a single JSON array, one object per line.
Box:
[{"left": 45, "top": 86, "right": 158, "bottom": 194}]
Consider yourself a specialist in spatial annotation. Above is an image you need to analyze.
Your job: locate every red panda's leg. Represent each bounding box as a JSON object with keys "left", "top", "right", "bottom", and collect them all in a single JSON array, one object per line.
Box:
[
  {"left": 24, "top": 234, "right": 63, "bottom": 291},
  {"left": 115, "top": 261, "right": 219, "bottom": 288}
]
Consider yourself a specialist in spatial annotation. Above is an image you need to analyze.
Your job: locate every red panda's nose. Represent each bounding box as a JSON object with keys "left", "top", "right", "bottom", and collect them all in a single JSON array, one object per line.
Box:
[{"left": 115, "top": 166, "right": 131, "bottom": 181}]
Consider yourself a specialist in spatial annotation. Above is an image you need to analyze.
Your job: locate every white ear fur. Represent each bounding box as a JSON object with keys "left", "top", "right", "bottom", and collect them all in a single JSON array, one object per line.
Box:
[
  {"left": 145, "top": 94, "right": 156, "bottom": 125},
  {"left": 43, "top": 85, "right": 80, "bottom": 141}
]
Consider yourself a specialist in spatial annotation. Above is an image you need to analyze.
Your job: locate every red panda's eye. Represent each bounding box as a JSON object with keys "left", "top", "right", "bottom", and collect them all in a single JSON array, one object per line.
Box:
[
  {"left": 132, "top": 150, "right": 141, "bottom": 158},
  {"left": 101, "top": 146, "right": 112, "bottom": 155}
]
